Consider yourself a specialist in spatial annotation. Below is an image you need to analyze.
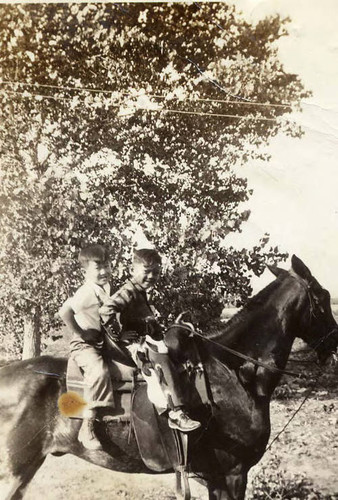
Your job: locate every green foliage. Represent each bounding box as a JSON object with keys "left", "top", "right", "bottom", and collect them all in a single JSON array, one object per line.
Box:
[
  {"left": 0, "top": 3, "right": 307, "bottom": 354},
  {"left": 249, "top": 455, "right": 334, "bottom": 499},
  {"left": 273, "top": 382, "right": 297, "bottom": 401}
]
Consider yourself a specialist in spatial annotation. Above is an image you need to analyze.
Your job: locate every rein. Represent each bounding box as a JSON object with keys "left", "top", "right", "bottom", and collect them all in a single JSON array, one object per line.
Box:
[
  {"left": 290, "top": 274, "right": 338, "bottom": 354},
  {"left": 166, "top": 323, "right": 300, "bottom": 378},
  {"left": 168, "top": 274, "right": 337, "bottom": 378}
]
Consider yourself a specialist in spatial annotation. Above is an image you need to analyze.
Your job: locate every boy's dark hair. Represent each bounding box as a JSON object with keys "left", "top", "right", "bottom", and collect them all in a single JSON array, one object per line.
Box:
[
  {"left": 133, "top": 248, "right": 161, "bottom": 266},
  {"left": 78, "top": 244, "right": 110, "bottom": 269}
]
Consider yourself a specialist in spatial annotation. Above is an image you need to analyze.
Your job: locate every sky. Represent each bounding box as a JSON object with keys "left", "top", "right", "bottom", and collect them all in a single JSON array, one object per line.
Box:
[{"left": 225, "top": 0, "right": 338, "bottom": 295}]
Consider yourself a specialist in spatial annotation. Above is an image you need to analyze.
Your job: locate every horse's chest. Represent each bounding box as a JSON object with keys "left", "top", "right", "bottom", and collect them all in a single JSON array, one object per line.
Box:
[{"left": 208, "top": 366, "right": 270, "bottom": 447}]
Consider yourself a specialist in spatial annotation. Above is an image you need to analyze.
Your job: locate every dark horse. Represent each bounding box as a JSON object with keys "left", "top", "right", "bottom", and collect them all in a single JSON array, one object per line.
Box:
[{"left": 0, "top": 256, "right": 337, "bottom": 500}]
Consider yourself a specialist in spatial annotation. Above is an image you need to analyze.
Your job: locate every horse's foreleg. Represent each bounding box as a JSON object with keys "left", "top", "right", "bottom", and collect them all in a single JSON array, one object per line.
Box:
[
  {"left": 5, "top": 456, "right": 46, "bottom": 500},
  {"left": 207, "top": 469, "right": 247, "bottom": 500}
]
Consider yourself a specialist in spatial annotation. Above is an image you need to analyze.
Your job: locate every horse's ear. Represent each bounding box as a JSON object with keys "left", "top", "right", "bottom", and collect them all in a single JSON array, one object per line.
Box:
[
  {"left": 291, "top": 255, "right": 312, "bottom": 282},
  {"left": 267, "top": 265, "right": 288, "bottom": 278}
]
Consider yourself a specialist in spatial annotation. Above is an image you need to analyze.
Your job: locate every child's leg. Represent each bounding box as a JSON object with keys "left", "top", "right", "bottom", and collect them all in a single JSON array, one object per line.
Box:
[
  {"left": 128, "top": 341, "right": 185, "bottom": 407},
  {"left": 147, "top": 350, "right": 185, "bottom": 408},
  {"left": 126, "top": 343, "right": 167, "bottom": 412},
  {"left": 144, "top": 348, "right": 201, "bottom": 431},
  {"left": 128, "top": 342, "right": 183, "bottom": 407},
  {"left": 127, "top": 343, "right": 200, "bottom": 431},
  {"left": 72, "top": 346, "right": 115, "bottom": 411}
]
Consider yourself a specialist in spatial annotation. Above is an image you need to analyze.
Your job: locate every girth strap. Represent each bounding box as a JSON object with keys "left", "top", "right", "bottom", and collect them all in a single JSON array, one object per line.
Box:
[{"left": 174, "top": 431, "right": 191, "bottom": 500}]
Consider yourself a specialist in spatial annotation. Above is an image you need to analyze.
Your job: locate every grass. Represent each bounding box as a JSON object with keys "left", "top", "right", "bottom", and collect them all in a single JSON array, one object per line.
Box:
[{"left": 248, "top": 455, "right": 336, "bottom": 499}]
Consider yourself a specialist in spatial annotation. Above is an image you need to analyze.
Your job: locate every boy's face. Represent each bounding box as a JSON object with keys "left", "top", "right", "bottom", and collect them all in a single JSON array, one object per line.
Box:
[
  {"left": 83, "top": 260, "right": 111, "bottom": 286},
  {"left": 132, "top": 262, "right": 161, "bottom": 290}
]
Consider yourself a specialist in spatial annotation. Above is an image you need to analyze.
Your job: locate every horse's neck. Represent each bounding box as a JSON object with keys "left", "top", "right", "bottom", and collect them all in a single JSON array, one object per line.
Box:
[{"left": 210, "top": 281, "right": 303, "bottom": 371}]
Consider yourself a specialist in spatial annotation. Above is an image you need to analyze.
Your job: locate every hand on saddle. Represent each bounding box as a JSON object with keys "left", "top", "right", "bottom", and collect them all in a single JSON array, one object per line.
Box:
[
  {"left": 144, "top": 317, "right": 164, "bottom": 341},
  {"left": 120, "top": 330, "right": 140, "bottom": 344}
]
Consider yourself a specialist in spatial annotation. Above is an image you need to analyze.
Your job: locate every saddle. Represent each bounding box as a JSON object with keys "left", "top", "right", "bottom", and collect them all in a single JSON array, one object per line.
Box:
[{"left": 66, "top": 334, "right": 210, "bottom": 476}]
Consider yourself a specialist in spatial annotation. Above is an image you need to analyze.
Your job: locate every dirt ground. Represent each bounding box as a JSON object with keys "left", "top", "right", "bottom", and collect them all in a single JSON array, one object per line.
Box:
[{"left": 2, "top": 394, "right": 335, "bottom": 500}]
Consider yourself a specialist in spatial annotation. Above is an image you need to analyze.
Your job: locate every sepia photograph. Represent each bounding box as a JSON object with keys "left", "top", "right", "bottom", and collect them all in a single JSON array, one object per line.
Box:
[{"left": 0, "top": 1, "right": 337, "bottom": 499}]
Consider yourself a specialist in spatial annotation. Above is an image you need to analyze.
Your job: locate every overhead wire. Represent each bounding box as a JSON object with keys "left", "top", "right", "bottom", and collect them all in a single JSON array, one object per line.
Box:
[
  {"left": 0, "top": 81, "right": 293, "bottom": 109},
  {"left": 0, "top": 3, "right": 299, "bottom": 123},
  {"left": 157, "top": 108, "right": 279, "bottom": 122},
  {"left": 0, "top": 88, "right": 285, "bottom": 122},
  {"left": 0, "top": 3, "right": 301, "bottom": 111},
  {"left": 0, "top": 89, "right": 73, "bottom": 102}
]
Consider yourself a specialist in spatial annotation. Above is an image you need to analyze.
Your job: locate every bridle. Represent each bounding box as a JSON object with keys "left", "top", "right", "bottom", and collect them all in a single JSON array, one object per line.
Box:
[
  {"left": 291, "top": 273, "right": 320, "bottom": 320},
  {"left": 167, "top": 274, "right": 338, "bottom": 377},
  {"left": 290, "top": 273, "right": 338, "bottom": 354}
]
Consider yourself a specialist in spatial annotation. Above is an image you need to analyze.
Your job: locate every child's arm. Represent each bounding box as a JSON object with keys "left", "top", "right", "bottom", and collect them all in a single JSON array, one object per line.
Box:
[
  {"left": 59, "top": 303, "right": 100, "bottom": 343},
  {"left": 99, "top": 285, "right": 139, "bottom": 343},
  {"left": 99, "top": 285, "right": 135, "bottom": 323}
]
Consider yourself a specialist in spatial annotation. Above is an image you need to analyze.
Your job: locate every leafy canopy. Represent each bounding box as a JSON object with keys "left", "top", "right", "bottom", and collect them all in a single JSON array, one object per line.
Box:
[{"left": 0, "top": 3, "right": 308, "bottom": 353}]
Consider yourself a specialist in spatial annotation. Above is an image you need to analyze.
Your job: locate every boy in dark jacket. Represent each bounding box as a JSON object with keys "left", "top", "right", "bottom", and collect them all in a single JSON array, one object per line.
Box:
[{"left": 100, "top": 248, "right": 201, "bottom": 432}]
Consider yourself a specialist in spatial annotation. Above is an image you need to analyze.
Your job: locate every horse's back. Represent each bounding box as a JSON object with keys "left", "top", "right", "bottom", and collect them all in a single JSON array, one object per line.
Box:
[
  {"left": 0, "top": 355, "right": 66, "bottom": 416},
  {"left": 0, "top": 355, "right": 67, "bottom": 379}
]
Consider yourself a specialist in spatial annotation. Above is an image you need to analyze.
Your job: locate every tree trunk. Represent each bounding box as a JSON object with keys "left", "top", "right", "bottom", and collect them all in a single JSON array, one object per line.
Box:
[{"left": 22, "top": 311, "right": 41, "bottom": 359}]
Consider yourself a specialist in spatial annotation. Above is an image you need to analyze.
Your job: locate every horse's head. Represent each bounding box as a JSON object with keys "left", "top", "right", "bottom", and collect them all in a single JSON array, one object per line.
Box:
[{"left": 269, "top": 255, "right": 338, "bottom": 364}]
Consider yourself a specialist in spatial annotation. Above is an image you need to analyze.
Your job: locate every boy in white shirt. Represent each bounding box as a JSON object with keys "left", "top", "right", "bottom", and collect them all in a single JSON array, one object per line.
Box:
[{"left": 59, "top": 244, "right": 137, "bottom": 450}]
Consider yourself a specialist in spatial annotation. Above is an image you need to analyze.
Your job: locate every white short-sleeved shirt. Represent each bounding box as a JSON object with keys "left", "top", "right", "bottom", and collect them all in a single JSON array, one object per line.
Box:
[{"left": 60, "top": 281, "right": 111, "bottom": 332}]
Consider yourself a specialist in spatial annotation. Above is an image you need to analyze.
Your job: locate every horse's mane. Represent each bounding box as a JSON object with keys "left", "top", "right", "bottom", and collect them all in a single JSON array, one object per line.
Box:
[{"left": 205, "top": 277, "right": 282, "bottom": 339}]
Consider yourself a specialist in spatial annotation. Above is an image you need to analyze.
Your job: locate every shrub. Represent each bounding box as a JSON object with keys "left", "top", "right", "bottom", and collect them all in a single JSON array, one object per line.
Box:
[{"left": 249, "top": 455, "right": 333, "bottom": 499}]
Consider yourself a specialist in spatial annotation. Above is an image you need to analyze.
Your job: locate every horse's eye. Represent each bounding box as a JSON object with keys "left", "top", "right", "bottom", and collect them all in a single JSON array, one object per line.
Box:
[{"left": 313, "top": 294, "right": 327, "bottom": 314}]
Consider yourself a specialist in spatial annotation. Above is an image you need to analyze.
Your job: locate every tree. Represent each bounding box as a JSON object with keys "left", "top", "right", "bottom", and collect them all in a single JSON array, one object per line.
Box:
[{"left": 0, "top": 3, "right": 307, "bottom": 357}]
